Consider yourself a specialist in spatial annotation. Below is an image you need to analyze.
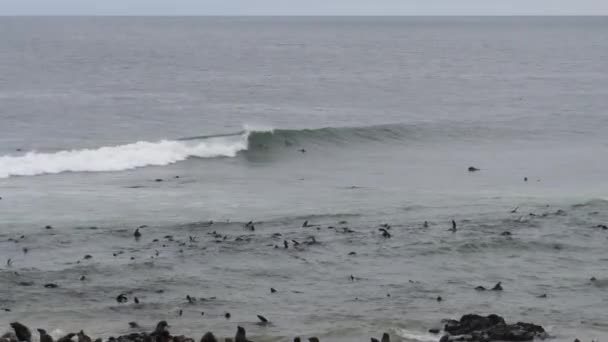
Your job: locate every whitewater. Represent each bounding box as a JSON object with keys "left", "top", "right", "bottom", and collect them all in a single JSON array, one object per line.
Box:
[{"left": 0, "top": 132, "right": 251, "bottom": 178}]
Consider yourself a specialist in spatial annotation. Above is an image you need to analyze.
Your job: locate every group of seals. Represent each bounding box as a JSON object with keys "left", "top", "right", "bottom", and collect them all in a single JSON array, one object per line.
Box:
[
  {"left": 5, "top": 323, "right": 92, "bottom": 342},
  {"left": 5, "top": 322, "right": 390, "bottom": 342}
]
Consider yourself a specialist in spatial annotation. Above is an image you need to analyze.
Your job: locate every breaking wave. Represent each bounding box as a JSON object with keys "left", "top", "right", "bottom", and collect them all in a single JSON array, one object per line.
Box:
[{"left": 0, "top": 123, "right": 418, "bottom": 178}]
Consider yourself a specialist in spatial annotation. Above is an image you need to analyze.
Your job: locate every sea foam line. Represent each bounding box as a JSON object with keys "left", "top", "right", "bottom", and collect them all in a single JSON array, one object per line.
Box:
[{"left": 0, "top": 131, "right": 258, "bottom": 178}]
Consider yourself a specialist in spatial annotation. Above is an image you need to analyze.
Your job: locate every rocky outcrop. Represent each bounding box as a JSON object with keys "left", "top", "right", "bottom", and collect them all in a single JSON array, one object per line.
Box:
[{"left": 441, "top": 314, "right": 547, "bottom": 342}]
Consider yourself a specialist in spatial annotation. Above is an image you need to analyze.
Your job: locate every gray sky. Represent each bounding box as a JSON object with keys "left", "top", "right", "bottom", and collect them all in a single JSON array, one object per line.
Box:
[{"left": 3, "top": 0, "right": 608, "bottom": 16}]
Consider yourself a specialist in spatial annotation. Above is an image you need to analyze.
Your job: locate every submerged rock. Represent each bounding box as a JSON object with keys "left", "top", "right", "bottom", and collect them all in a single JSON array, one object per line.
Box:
[{"left": 443, "top": 314, "right": 546, "bottom": 342}]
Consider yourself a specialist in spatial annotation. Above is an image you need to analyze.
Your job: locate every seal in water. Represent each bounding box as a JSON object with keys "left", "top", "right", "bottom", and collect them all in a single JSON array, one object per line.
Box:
[
  {"left": 381, "top": 333, "right": 390, "bottom": 342},
  {"left": 379, "top": 228, "right": 391, "bottom": 238},
  {"left": 235, "top": 327, "right": 252, "bottom": 342},
  {"left": 77, "top": 331, "right": 91, "bottom": 342},
  {"left": 257, "top": 315, "right": 269, "bottom": 325},
  {"left": 10, "top": 322, "right": 31, "bottom": 342},
  {"left": 468, "top": 166, "right": 480, "bottom": 172},
  {"left": 134, "top": 228, "right": 141, "bottom": 239},
  {"left": 308, "top": 338, "right": 320, "bottom": 342},
  {"left": 200, "top": 332, "right": 217, "bottom": 342},
  {"left": 491, "top": 282, "right": 503, "bottom": 291},
  {"left": 152, "top": 321, "right": 170, "bottom": 335},
  {"left": 450, "top": 220, "right": 457, "bottom": 233},
  {"left": 37, "top": 329, "right": 53, "bottom": 342},
  {"left": 116, "top": 294, "right": 128, "bottom": 303}
]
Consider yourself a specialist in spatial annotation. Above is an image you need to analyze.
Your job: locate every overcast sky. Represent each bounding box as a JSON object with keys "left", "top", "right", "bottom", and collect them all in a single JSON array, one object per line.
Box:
[{"left": 2, "top": 0, "right": 608, "bottom": 16}]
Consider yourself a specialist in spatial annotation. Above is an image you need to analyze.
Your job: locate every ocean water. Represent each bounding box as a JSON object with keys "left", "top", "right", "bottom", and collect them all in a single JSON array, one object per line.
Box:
[{"left": 1, "top": 16, "right": 608, "bottom": 341}]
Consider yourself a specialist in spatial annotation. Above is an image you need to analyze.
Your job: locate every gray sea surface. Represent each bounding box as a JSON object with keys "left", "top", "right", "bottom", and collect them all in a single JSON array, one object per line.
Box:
[{"left": 1, "top": 16, "right": 607, "bottom": 341}]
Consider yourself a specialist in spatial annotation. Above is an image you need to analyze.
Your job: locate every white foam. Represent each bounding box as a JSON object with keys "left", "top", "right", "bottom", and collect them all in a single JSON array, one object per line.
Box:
[
  {"left": 394, "top": 328, "right": 439, "bottom": 342},
  {"left": 0, "top": 134, "right": 249, "bottom": 178}
]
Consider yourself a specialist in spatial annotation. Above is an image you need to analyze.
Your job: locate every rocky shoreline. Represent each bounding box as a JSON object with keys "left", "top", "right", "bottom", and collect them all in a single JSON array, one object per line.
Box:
[{"left": 2, "top": 314, "right": 558, "bottom": 342}]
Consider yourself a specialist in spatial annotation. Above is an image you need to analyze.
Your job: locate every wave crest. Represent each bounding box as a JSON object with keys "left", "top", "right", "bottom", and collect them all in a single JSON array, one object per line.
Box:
[{"left": 0, "top": 134, "right": 251, "bottom": 178}]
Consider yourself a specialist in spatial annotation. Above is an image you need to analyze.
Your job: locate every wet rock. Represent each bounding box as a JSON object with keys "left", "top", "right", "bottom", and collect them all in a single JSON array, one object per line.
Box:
[{"left": 443, "top": 314, "right": 546, "bottom": 341}]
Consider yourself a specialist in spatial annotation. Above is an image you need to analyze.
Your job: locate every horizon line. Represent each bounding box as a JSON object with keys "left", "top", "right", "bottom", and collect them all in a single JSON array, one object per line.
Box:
[{"left": 1, "top": 14, "right": 608, "bottom": 17}]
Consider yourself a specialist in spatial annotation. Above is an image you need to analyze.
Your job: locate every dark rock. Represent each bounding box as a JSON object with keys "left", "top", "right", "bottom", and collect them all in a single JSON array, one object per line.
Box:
[
  {"left": 445, "top": 314, "right": 506, "bottom": 335},
  {"left": 443, "top": 314, "right": 545, "bottom": 342}
]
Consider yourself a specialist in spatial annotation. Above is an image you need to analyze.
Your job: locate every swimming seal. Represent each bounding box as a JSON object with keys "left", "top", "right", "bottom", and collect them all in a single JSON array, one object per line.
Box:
[
  {"left": 450, "top": 220, "right": 457, "bottom": 233},
  {"left": 116, "top": 294, "right": 128, "bottom": 303},
  {"left": 491, "top": 282, "right": 503, "bottom": 291}
]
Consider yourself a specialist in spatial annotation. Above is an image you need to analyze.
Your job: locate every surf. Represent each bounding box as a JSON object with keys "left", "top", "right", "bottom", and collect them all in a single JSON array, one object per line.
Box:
[
  {"left": 0, "top": 132, "right": 254, "bottom": 178},
  {"left": 0, "top": 123, "right": 413, "bottom": 178}
]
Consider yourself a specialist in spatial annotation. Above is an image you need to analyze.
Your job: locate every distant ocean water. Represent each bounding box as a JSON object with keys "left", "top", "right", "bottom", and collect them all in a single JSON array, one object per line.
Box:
[{"left": 0, "top": 17, "right": 607, "bottom": 341}]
